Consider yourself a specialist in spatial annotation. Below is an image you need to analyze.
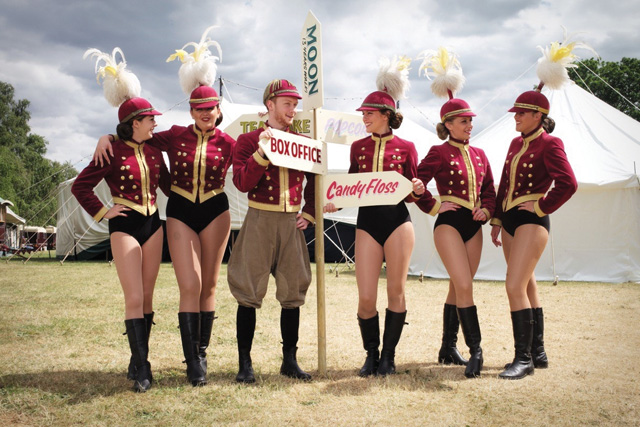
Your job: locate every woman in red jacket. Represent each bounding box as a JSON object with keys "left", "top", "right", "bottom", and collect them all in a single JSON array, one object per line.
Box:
[
  {"left": 326, "top": 57, "right": 425, "bottom": 377},
  {"left": 416, "top": 97, "right": 495, "bottom": 378},
  {"left": 415, "top": 48, "right": 495, "bottom": 378},
  {"left": 73, "top": 95, "right": 169, "bottom": 393},
  {"left": 77, "top": 48, "right": 169, "bottom": 393},
  {"left": 491, "top": 88, "right": 577, "bottom": 379},
  {"left": 490, "top": 34, "right": 591, "bottom": 379}
]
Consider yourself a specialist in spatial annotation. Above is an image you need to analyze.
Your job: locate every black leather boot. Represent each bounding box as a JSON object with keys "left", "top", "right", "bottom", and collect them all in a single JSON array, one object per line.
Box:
[
  {"left": 438, "top": 304, "right": 468, "bottom": 366},
  {"left": 499, "top": 308, "right": 535, "bottom": 380},
  {"left": 127, "top": 312, "right": 154, "bottom": 380},
  {"left": 377, "top": 309, "right": 407, "bottom": 376},
  {"left": 198, "top": 311, "right": 215, "bottom": 375},
  {"left": 357, "top": 313, "right": 380, "bottom": 377},
  {"left": 532, "top": 307, "right": 548, "bottom": 368},
  {"left": 279, "top": 307, "right": 311, "bottom": 381},
  {"left": 457, "top": 306, "right": 483, "bottom": 378},
  {"left": 125, "top": 318, "right": 152, "bottom": 393},
  {"left": 235, "top": 305, "right": 256, "bottom": 383},
  {"left": 178, "top": 312, "right": 207, "bottom": 386}
]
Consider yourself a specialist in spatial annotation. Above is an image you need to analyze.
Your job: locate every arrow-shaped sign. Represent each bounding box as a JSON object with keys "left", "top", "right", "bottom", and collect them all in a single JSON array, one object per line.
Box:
[
  {"left": 324, "top": 171, "right": 413, "bottom": 208},
  {"left": 258, "top": 128, "right": 327, "bottom": 175}
]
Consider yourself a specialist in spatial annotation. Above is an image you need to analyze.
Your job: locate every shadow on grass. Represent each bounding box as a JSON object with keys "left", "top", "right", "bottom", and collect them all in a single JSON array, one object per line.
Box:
[
  {"left": 0, "top": 362, "right": 509, "bottom": 401},
  {"left": 0, "top": 370, "right": 133, "bottom": 403},
  {"left": 309, "top": 361, "right": 488, "bottom": 396}
]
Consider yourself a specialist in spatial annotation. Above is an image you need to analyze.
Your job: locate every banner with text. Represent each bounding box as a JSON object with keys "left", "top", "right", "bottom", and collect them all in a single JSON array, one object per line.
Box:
[
  {"left": 223, "top": 112, "right": 314, "bottom": 140},
  {"left": 224, "top": 109, "right": 366, "bottom": 146},
  {"left": 258, "top": 128, "right": 326, "bottom": 175},
  {"left": 324, "top": 171, "right": 413, "bottom": 208}
]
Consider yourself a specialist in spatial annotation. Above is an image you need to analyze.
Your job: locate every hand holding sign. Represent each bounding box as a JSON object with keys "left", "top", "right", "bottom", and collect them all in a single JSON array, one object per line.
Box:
[
  {"left": 324, "top": 171, "right": 414, "bottom": 208},
  {"left": 258, "top": 128, "right": 327, "bottom": 175}
]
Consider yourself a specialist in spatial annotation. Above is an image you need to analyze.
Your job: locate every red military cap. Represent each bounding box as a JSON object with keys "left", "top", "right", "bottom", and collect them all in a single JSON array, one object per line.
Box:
[
  {"left": 356, "top": 90, "right": 396, "bottom": 112},
  {"left": 508, "top": 90, "right": 550, "bottom": 115},
  {"left": 440, "top": 98, "right": 476, "bottom": 122},
  {"left": 118, "top": 97, "right": 162, "bottom": 123},
  {"left": 189, "top": 85, "right": 220, "bottom": 109},
  {"left": 263, "top": 79, "right": 302, "bottom": 105}
]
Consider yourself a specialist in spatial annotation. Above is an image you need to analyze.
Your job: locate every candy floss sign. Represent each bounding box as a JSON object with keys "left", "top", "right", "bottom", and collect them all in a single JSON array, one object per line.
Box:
[
  {"left": 259, "top": 128, "right": 326, "bottom": 175},
  {"left": 324, "top": 171, "right": 413, "bottom": 208}
]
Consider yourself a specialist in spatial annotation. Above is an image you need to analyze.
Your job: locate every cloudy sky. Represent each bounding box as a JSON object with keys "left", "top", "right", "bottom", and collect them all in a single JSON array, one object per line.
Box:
[{"left": 1, "top": 0, "right": 638, "bottom": 169}]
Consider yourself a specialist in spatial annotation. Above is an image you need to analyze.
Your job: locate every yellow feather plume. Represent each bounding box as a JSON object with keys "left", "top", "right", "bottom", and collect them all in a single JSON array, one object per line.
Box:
[
  {"left": 376, "top": 55, "right": 412, "bottom": 101},
  {"left": 417, "top": 46, "right": 465, "bottom": 99},
  {"left": 536, "top": 26, "right": 598, "bottom": 90},
  {"left": 168, "top": 26, "right": 222, "bottom": 94},
  {"left": 83, "top": 47, "right": 141, "bottom": 107}
]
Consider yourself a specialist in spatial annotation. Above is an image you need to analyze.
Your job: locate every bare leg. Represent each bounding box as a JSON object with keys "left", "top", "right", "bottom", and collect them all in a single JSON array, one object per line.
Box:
[
  {"left": 140, "top": 228, "right": 163, "bottom": 314},
  {"left": 498, "top": 224, "right": 548, "bottom": 379},
  {"left": 198, "top": 211, "right": 231, "bottom": 311},
  {"left": 526, "top": 275, "right": 541, "bottom": 308},
  {"left": 503, "top": 225, "right": 548, "bottom": 311},
  {"left": 383, "top": 221, "right": 414, "bottom": 313},
  {"left": 110, "top": 232, "right": 144, "bottom": 319},
  {"left": 355, "top": 230, "right": 384, "bottom": 319},
  {"left": 167, "top": 218, "right": 203, "bottom": 313},
  {"left": 434, "top": 225, "right": 481, "bottom": 308}
]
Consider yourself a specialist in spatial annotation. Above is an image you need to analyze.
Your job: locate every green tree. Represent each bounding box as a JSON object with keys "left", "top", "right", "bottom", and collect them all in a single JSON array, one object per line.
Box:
[
  {"left": 571, "top": 57, "right": 640, "bottom": 121},
  {"left": 0, "top": 81, "right": 78, "bottom": 226}
]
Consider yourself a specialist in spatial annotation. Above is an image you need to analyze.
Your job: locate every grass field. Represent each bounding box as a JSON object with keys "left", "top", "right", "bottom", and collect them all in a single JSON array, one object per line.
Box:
[{"left": 1, "top": 257, "right": 639, "bottom": 426}]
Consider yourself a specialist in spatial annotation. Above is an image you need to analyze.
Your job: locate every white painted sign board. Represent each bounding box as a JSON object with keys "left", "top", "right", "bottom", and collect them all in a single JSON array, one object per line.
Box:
[
  {"left": 258, "top": 128, "right": 327, "bottom": 175},
  {"left": 324, "top": 171, "right": 413, "bottom": 208}
]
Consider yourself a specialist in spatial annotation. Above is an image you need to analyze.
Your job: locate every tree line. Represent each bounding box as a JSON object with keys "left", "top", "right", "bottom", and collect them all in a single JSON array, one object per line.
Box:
[
  {"left": 571, "top": 57, "right": 640, "bottom": 121},
  {"left": 0, "top": 82, "right": 77, "bottom": 226}
]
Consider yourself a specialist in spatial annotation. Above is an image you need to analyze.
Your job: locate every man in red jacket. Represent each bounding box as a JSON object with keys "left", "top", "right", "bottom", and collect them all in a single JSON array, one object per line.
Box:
[{"left": 228, "top": 79, "right": 315, "bottom": 383}]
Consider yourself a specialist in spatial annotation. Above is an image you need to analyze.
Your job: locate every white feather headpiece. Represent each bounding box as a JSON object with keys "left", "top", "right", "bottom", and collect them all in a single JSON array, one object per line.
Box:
[
  {"left": 376, "top": 55, "right": 411, "bottom": 101},
  {"left": 536, "top": 27, "right": 598, "bottom": 90},
  {"left": 417, "top": 46, "right": 465, "bottom": 99},
  {"left": 83, "top": 47, "right": 141, "bottom": 107},
  {"left": 167, "top": 26, "right": 222, "bottom": 94}
]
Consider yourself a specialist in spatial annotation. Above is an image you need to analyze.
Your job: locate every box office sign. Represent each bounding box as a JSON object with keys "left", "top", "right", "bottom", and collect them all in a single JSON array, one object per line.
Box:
[{"left": 258, "top": 128, "right": 327, "bottom": 175}]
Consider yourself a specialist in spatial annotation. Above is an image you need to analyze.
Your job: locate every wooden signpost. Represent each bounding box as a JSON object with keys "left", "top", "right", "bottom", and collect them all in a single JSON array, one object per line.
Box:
[{"left": 301, "top": 10, "right": 327, "bottom": 376}]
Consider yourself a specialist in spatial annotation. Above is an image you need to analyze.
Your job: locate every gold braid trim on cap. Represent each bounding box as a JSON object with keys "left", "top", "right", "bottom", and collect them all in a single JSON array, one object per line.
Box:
[
  {"left": 513, "top": 103, "right": 549, "bottom": 115},
  {"left": 360, "top": 103, "right": 396, "bottom": 112},
  {"left": 441, "top": 108, "right": 472, "bottom": 122},
  {"left": 120, "top": 107, "right": 155, "bottom": 123},
  {"left": 190, "top": 97, "right": 219, "bottom": 104}
]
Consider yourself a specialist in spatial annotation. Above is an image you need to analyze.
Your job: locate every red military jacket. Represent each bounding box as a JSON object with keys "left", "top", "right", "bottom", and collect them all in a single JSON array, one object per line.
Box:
[
  {"left": 416, "top": 138, "right": 496, "bottom": 218},
  {"left": 150, "top": 125, "right": 235, "bottom": 203},
  {"left": 490, "top": 126, "right": 577, "bottom": 226},
  {"left": 348, "top": 131, "right": 421, "bottom": 203},
  {"left": 232, "top": 122, "right": 315, "bottom": 222},
  {"left": 72, "top": 139, "right": 170, "bottom": 221}
]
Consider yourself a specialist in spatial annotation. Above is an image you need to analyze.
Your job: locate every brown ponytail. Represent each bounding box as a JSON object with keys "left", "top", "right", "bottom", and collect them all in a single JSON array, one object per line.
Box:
[
  {"left": 542, "top": 115, "right": 555, "bottom": 134},
  {"left": 383, "top": 109, "right": 404, "bottom": 130},
  {"left": 436, "top": 121, "right": 450, "bottom": 140}
]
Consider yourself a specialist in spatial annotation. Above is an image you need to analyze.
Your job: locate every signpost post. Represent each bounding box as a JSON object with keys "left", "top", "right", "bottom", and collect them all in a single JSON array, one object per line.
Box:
[{"left": 301, "top": 10, "right": 327, "bottom": 376}]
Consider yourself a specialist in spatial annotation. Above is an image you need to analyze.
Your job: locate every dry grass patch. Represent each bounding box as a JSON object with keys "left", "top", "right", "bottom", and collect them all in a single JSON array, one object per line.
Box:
[{"left": 0, "top": 258, "right": 638, "bottom": 426}]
